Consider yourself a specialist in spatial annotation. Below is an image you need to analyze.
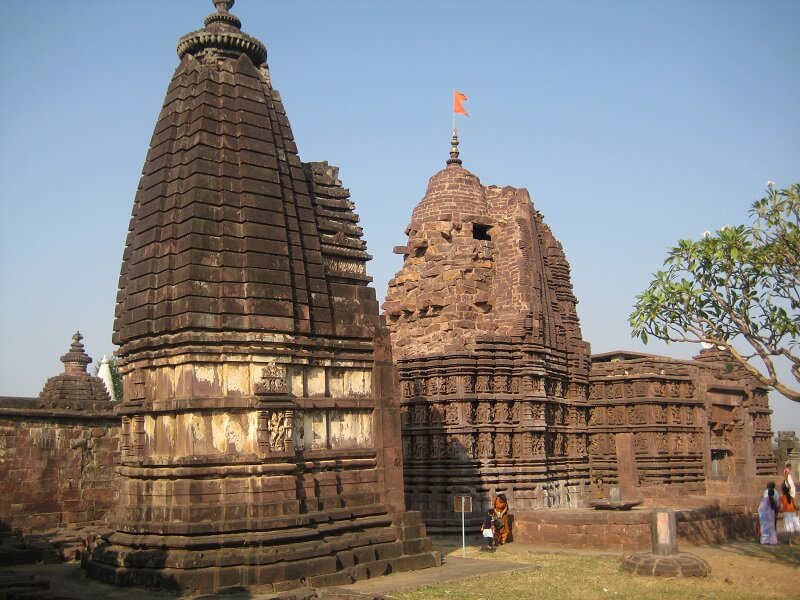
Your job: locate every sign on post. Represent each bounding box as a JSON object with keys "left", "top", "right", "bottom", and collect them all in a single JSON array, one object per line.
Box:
[
  {"left": 454, "top": 495, "right": 472, "bottom": 513},
  {"left": 454, "top": 495, "right": 472, "bottom": 556}
]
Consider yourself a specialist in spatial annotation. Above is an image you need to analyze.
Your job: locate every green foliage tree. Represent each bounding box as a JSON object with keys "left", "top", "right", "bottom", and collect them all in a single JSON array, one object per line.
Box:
[{"left": 630, "top": 183, "right": 800, "bottom": 402}]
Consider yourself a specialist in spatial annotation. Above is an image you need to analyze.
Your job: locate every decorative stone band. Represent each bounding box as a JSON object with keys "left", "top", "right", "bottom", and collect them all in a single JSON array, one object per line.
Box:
[{"left": 177, "top": 29, "right": 266, "bottom": 64}]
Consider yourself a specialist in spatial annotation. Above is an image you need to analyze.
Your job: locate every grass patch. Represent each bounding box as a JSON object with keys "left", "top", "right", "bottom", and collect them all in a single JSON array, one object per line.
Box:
[{"left": 394, "top": 541, "right": 799, "bottom": 600}]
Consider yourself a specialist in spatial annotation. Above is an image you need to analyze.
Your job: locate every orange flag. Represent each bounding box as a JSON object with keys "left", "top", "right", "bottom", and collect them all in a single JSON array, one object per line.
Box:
[{"left": 453, "top": 91, "right": 469, "bottom": 116}]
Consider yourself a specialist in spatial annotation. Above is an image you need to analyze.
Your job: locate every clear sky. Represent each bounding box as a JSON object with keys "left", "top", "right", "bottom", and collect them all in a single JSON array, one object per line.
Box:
[{"left": 1, "top": 1, "right": 798, "bottom": 431}]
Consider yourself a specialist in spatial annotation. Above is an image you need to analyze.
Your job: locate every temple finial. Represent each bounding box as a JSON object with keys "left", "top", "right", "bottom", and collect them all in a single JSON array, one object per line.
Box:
[
  {"left": 214, "top": 0, "right": 234, "bottom": 12},
  {"left": 447, "top": 128, "right": 462, "bottom": 166},
  {"left": 61, "top": 330, "right": 92, "bottom": 374}
]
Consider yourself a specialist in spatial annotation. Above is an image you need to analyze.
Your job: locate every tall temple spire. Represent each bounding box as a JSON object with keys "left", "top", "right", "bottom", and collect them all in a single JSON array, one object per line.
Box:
[
  {"left": 89, "top": 1, "right": 436, "bottom": 591},
  {"left": 447, "top": 128, "right": 462, "bottom": 166}
]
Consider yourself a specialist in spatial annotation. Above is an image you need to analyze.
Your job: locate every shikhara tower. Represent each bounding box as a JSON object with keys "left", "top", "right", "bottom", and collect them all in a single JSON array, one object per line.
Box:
[
  {"left": 383, "top": 133, "right": 592, "bottom": 531},
  {"left": 85, "top": 1, "right": 435, "bottom": 591}
]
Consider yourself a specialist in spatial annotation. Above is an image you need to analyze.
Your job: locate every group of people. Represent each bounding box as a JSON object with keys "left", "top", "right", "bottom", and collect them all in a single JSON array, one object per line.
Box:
[
  {"left": 759, "top": 463, "right": 799, "bottom": 545},
  {"left": 480, "top": 493, "right": 510, "bottom": 550}
]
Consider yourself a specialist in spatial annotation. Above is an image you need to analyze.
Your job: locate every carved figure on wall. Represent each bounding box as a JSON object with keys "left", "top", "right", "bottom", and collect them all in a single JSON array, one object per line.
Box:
[
  {"left": 653, "top": 381, "right": 665, "bottom": 396},
  {"left": 589, "top": 407, "right": 602, "bottom": 426},
  {"left": 429, "top": 403, "right": 443, "bottom": 424},
  {"left": 634, "top": 381, "right": 648, "bottom": 397},
  {"left": 255, "top": 363, "right": 289, "bottom": 394},
  {"left": 446, "top": 376, "right": 458, "bottom": 394},
  {"left": 465, "top": 402, "right": 476, "bottom": 424},
  {"left": 475, "top": 375, "right": 490, "bottom": 393},
  {"left": 462, "top": 375, "right": 474, "bottom": 394},
  {"left": 431, "top": 434, "right": 445, "bottom": 459},
  {"left": 268, "top": 411, "right": 287, "bottom": 450},
  {"left": 625, "top": 382, "right": 634, "bottom": 398},
  {"left": 532, "top": 434, "right": 544, "bottom": 456},
  {"left": 512, "top": 434, "right": 522, "bottom": 457},
  {"left": 612, "top": 383, "right": 623, "bottom": 398},
  {"left": 413, "top": 436, "right": 428, "bottom": 459},
  {"left": 493, "top": 375, "right": 509, "bottom": 393},
  {"left": 574, "top": 435, "right": 586, "bottom": 455},
  {"left": 670, "top": 405, "right": 681, "bottom": 424},
  {"left": 633, "top": 433, "right": 648, "bottom": 455},
  {"left": 511, "top": 401, "right": 521, "bottom": 422},
  {"left": 400, "top": 406, "right": 410, "bottom": 427},
  {"left": 668, "top": 382, "right": 679, "bottom": 398},
  {"left": 510, "top": 377, "right": 520, "bottom": 394},
  {"left": 495, "top": 402, "right": 509, "bottom": 423},
  {"left": 412, "top": 403, "right": 426, "bottom": 425},
  {"left": 685, "top": 406, "right": 694, "bottom": 425},
  {"left": 401, "top": 380, "right": 414, "bottom": 398},
  {"left": 531, "top": 403, "right": 544, "bottom": 421},
  {"left": 477, "top": 432, "right": 493, "bottom": 459},
  {"left": 445, "top": 402, "right": 459, "bottom": 425},
  {"left": 657, "top": 432, "right": 668, "bottom": 453},
  {"left": 495, "top": 433, "right": 510, "bottom": 458},
  {"left": 461, "top": 434, "right": 475, "bottom": 459},
  {"left": 654, "top": 405, "right": 667, "bottom": 423},
  {"left": 476, "top": 402, "right": 491, "bottom": 424}
]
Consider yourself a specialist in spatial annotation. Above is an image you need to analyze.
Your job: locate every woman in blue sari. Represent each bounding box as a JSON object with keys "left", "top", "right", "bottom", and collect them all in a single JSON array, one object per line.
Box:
[{"left": 759, "top": 481, "right": 779, "bottom": 545}]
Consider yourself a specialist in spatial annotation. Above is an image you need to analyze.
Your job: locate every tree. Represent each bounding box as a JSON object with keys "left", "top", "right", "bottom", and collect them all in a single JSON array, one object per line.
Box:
[{"left": 629, "top": 182, "right": 800, "bottom": 402}]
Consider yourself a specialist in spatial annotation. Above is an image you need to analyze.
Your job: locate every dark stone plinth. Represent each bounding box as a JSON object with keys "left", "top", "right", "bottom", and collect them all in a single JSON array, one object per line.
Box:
[{"left": 622, "top": 552, "right": 710, "bottom": 577}]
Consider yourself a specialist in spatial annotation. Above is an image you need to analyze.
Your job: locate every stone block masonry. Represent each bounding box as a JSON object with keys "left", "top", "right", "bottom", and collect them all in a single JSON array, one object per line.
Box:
[
  {"left": 0, "top": 333, "right": 119, "bottom": 533},
  {"left": 0, "top": 402, "right": 120, "bottom": 533}
]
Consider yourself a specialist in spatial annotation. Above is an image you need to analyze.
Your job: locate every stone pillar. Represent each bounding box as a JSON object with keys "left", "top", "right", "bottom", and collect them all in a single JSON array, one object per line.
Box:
[
  {"left": 651, "top": 509, "right": 678, "bottom": 556},
  {"left": 615, "top": 432, "right": 639, "bottom": 497}
]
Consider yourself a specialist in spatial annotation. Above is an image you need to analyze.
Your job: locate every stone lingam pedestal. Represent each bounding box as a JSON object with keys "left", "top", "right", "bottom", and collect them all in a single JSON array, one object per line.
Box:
[
  {"left": 622, "top": 509, "right": 710, "bottom": 577},
  {"left": 587, "top": 486, "right": 643, "bottom": 510}
]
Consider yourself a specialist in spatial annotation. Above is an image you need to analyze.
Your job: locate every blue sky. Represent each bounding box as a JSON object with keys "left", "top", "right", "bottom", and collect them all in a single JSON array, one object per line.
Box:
[{"left": 1, "top": 1, "right": 798, "bottom": 431}]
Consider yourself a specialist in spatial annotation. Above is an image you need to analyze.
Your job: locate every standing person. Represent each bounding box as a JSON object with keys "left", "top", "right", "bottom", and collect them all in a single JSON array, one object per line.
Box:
[
  {"left": 480, "top": 510, "right": 496, "bottom": 550},
  {"left": 493, "top": 493, "right": 510, "bottom": 545},
  {"left": 759, "top": 482, "right": 779, "bottom": 545},
  {"left": 779, "top": 483, "right": 799, "bottom": 546},
  {"left": 784, "top": 463, "right": 796, "bottom": 499}
]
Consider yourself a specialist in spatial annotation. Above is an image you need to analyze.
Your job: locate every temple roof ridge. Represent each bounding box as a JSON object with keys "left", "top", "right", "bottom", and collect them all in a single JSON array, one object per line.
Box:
[{"left": 177, "top": 0, "right": 266, "bottom": 65}]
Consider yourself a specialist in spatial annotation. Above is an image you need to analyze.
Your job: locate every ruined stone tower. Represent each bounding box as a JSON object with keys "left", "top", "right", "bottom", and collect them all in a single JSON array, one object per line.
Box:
[
  {"left": 383, "top": 134, "right": 591, "bottom": 531},
  {"left": 85, "top": 1, "right": 436, "bottom": 591}
]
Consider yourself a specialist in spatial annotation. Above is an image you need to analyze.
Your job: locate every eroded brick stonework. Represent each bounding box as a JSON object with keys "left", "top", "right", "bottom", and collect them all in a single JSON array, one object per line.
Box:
[
  {"left": 384, "top": 138, "right": 591, "bottom": 531},
  {"left": 84, "top": 2, "right": 436, "bottom": 592},
  {"left": 0, "top": 334, "right": 119, "bottom": 532},
  {"left": 589, "top": 349, "right": 774, "bottom": 499}
]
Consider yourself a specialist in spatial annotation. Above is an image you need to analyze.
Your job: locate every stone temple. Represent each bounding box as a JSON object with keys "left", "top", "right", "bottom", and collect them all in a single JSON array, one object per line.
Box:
[
  {"left": 383, "top": 133, "right": 592, "bottom": 531},
  {"left": 0, "top": 0, "right": 784, "bottom": 586},
  {"left": 83, "top": 1, "right": 436, "bottom": 591},
  {"left": 383, "top": 134, "right": 775, "bottom": 535}
]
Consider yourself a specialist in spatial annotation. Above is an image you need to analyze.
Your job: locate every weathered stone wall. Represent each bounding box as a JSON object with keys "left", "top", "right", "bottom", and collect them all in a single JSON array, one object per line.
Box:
[
  {"left": 0, "top": 398, "right": 120, "bottom": 533},
  {"left": 589, "top": 350, "right": 774, "bottom": 499}
]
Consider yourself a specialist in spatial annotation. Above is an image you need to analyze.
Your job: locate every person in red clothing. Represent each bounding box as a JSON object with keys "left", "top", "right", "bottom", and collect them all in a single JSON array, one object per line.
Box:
[
  {"left": 779, "top": 483, "right": 799, "bottom": 545},
  {"left": 492, "top": 493, "right": 510, "bottom": 545}
]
